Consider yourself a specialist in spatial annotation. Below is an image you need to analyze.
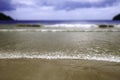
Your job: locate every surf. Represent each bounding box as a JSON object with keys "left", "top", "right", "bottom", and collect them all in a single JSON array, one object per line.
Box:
[{"left": 0, "top": 52, "right": 120, "bottom": 63}]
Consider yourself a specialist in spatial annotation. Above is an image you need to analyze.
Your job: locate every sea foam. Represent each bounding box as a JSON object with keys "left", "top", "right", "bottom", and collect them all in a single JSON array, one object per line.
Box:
[{"left": 0, "top": 52, "right": 120, "bottom": 63}]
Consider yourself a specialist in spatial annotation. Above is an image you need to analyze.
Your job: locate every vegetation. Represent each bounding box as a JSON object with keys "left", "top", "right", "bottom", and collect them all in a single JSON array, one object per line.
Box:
[
  {"left": 113, "top": 14, "right": 120, "bottom": 20},
  {"left": 0, "top": 13, "right": 13, "bottom": 20}
]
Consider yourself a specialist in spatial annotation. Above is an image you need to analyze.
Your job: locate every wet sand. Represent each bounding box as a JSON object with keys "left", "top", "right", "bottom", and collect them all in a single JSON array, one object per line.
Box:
[{"left": 0, "top": 59, "right": 120, "bottom": 80}]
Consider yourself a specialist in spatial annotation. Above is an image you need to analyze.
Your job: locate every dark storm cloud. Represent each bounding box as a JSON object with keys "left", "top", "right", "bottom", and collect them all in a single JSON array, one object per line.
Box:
[{"left": 0, "top": 0, "right": 15, "bottom": 11}]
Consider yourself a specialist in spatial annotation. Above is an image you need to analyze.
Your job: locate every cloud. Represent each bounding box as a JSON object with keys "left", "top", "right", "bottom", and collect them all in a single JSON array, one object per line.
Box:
[
  {"left": 0, "top": 0, "right": 15, "bottom": 11},
  {"left": 4, "top": 0, "right": 120, "bottom": 20},
  {"left": 12, "top": 0, "right": 36, "bottom": 8},
  {"left": 12, "top": 0, "right": 120, "bottom": 10},
  {"left": 10, "top": 3, "right": 120, "bottom": 20},
  {"left": 35, "top": 0, "right": 119, "bottom": 10}
]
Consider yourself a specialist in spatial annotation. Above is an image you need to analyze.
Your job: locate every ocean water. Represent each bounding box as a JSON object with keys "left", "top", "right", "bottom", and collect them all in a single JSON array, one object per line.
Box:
[
  {"left": 0, "top": 23, "right": 120, "bottom": 80},
  {"left": 0, "top": 20, "right": 120, "bottom": 24}
]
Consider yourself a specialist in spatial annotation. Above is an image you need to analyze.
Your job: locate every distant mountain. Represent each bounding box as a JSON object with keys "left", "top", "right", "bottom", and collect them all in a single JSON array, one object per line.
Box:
[
  {"left": 113, "top": 14, "right": 120, "bottom": 20},
  {"left": 0, "top": 13, "right": 13, "bottom": 20}
]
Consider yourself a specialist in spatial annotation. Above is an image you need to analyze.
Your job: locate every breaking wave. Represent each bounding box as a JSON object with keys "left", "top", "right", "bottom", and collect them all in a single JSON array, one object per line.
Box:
[
  {"left": 0, "top": 52, "right": 120, "bottom": 63},
  {"left": 45, "top": 24, "right": 120, "bottom": 28},
  {"left": 0, "top": 29, "right": 120, "bottom": 32},
  {"left": 0, "top": 24, "right": 120, "bottom": 32},
  {"left": 45, "top": 24, "right": 97, "bottom": 28}
]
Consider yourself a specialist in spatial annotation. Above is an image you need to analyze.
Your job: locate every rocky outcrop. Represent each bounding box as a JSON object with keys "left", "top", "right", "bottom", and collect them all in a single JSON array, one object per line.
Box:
[
  {"left": 17, "top": 24, "right": 41, "bottom": 27},
  {"left": 99, "top": 25, "right": 114, "bottom": 28},
  {"left": 0, "top": 13, "right": 13, "bottom": 20}
]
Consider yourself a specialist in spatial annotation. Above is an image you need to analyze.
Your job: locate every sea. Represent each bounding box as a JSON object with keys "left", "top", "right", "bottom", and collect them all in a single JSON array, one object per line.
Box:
[
  {"left": 0, "top": 20, "right": 120, "bottom": 24},
  {"left": 0, "top": 20, "right": 120, "bottom": 80}
]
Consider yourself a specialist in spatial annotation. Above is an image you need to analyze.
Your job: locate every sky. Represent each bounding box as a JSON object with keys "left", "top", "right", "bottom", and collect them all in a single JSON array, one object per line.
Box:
[{"left": 0, "top": 0, "right": 120, "bottom": 20}]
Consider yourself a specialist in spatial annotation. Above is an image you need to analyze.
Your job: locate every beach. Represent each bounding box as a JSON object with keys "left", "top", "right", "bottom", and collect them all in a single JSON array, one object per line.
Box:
[
  {"left": 0, "top": 24, "right": 120, "bottom": 80},
  {"left": 0, "top": 59, "right": 120, "bottom": 80}
]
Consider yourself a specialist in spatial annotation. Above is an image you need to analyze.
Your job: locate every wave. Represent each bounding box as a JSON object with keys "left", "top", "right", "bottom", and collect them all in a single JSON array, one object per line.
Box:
[
  {"left": 45, "top": 24, "right": 98, "bottom": 28},
  {"left": 0, "top": 29, "right": 65, "bottom": 32},
  {"left": 0, "top": 29, "right": 120, "bottom": 32},
  {"left": 0, "top": 52, "right": 120, "bottom": 62},
  {"left": 45, "top": 24, "right": 120, "bottom": 28}
]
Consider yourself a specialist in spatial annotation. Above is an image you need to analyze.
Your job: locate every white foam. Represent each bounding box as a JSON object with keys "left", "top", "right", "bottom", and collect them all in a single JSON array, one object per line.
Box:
[
  {"left": 0, "top": 29, "right": 120, "bottom": 32},
  {"left": 0, "top": 29, "right": 65, "bottom": 32},
  {"left": 0, "top": 52, "right": 120, "bottom": 63},
  {"left": 45, "top": 24, "right": 97, "bottom": 28}
]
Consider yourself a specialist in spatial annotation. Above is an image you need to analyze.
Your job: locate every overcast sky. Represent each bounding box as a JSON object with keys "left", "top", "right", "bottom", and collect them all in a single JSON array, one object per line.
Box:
[{"left": 0, "top": 0, "right": 120, "bottom": 20}]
